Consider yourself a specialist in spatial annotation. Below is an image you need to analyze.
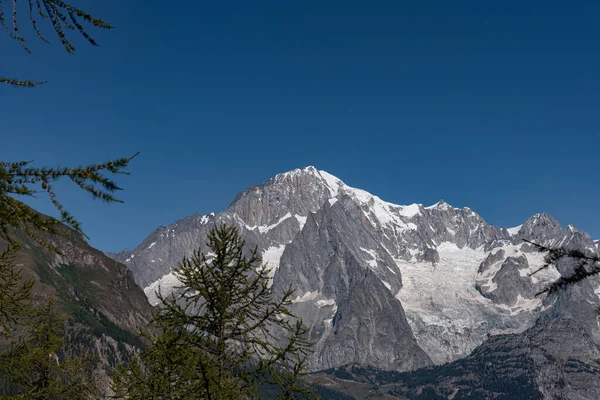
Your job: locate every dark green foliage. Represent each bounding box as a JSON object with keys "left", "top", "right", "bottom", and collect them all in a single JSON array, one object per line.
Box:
[
  {"left": 332, "top": 369, "right": 353, "bottom": 381},
  {"left": 0, "top": 152, "right": 138, "bottom": 396},
  {"left": 0, "top": 298, "right": 98, "bottom": 398},
  {"left": 1, "top": 0, "right": 113, "bottom": 87},
  {"left": 0, "top": 243, "right": 33, "bottom": 335},
  {"left": 0, "top": 154, "right": 138, "bottom": 252},
  {"left": 412, "top": 387, "right": 445, "bottom": 400},
  {"left": 33, "top": 259, "right": 144, "bottom": 348},
  {"left": 112, "top": 224, "right": 316, "bottom": 399},
  {"left": 311, "top": 386, "right": 355, "bottom": 400},
  {"left": 319, "top": 358, "right": 543, "bottom": 400}
]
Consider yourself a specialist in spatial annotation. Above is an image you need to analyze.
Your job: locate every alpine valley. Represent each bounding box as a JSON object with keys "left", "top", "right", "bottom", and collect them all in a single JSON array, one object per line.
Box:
[{"left": 107, "top": 166, "right": 600, "bottom": 399}]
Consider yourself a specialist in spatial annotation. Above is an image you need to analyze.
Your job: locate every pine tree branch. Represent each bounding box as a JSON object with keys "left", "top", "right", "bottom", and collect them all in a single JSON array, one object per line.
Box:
[
  {"left": 1, "top": 0, "right": 113, "bottom": 87},
  {"left": 0, "top": 152, "right": 139, "bottom": 249},
  {"left": 524, "top": 239, "right": 600, "bottom": 296}
]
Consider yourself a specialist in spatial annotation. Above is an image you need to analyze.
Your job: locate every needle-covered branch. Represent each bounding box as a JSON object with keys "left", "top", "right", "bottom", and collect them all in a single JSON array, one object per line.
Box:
[
  {"left": 525, "top": 239, "right": 600, "bottom": 296},
  {"left": 1, "top": 0, "right": 113, "bottom": 87},
  {"left": 0, "top": 152, "right": 139, "bottom": 251}
]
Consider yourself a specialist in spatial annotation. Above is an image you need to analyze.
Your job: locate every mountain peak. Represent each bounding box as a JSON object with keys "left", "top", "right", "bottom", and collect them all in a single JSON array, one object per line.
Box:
[
  {"left": 519, "top": 213, "right": 563, "bottom": 243},
  {"left": 426, "top": 199, "right": 453, "bottom": 210},
  {"left": 525, "top": 213, "right": 559, "bottom": 226},
  {"left": 110, "top": 165, "right": 600, "bottom": 380},
  {"left": 225, "top": 166, "right": 342, "bottom": 229},
  {"left": 273, "top": 166, "right": 320, "bottom": 181}
]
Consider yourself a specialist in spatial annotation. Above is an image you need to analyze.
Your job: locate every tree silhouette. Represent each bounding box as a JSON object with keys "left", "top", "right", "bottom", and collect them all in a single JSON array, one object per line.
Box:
[{"left": 526, "top": 239, "right": 600, "bottom": 295}]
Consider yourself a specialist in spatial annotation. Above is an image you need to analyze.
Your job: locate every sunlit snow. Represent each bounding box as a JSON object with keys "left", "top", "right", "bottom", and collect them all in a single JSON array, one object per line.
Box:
[
  {"left": 242, "top": 213, "right": 293, "bottom": 234},
  {"left": 395, "top": 244, "right": 496, "bottom": 363},
  {"left": 293, "top": 291, "right": 319, "bottom": 303},
  {"left": 295, "top": 215, "right": 308, "bottom": 230},
  {"left": 144, "top": 272, "right": 181, "bottom": 306},
  {"left": 260, "top": 245, "right": 286, "bottom": 285},
  {"left": 318, "top": 170, "right": 342, "bottom": 197},
  {"left": 399, "top": 203, "right": 422, "bottom": 218},
  {"left": 316, "top": 169, "right": 423, "bottom": 230},
  {"left": 316, "top": 298, "right": 336, "bottom": 307},
  {"left": 507, "top": 225, "right": 523, "bottom": 235},
  {"left": 360, "top": 247, "right": 379, "bottom": 268}
]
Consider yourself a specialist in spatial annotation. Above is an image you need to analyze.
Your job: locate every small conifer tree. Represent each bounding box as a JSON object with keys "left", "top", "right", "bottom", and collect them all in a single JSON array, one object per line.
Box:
[
  {"left": 113, "top": 224, "right": 316, "bottom": 400},
  {"left": 0, "top": 298, "right": 97, "bottom": 399}
]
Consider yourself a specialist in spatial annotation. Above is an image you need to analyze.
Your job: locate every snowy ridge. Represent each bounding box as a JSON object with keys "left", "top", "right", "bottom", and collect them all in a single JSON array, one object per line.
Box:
[
  {"left": 279, "top": 166, "right": 425, "bottom": 227},
  {"left": 507, "top": 225, "right": 523, "bottom": 236},
  {"left": 243, "top": 213, "right": 293, "bottom": 233},
  {"left": 316, "top": 168, "right": 424, "bottom": 231},
  {"left": 117, "top": 166, "right": 600, "bottom": 372}
]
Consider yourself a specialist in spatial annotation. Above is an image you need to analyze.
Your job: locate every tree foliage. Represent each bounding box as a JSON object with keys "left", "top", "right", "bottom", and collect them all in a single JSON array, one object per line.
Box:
[
  {"left": 0, "top": 154, "right": 137, "bottom": 396},
  {"left": 112, "top": 224, "right": 316, "bottom": 400},
  {"left": 0, "top": 1, "right": 138, "bottom": 396},
  {"left": 0, "top": 243, "right": 33, "bottom": 336},
  {"left": 1, "top": 0, "right": 113, "bottom": 87},
  {"left": 0, "top": 299, "right": 97, "bottom": 399},
  {"left": 0, "top": 153, "right": 139, "bottom": 251}
]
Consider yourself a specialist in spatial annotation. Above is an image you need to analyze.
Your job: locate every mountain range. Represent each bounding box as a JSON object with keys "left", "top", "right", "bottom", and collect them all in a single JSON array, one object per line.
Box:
[{"left": 108, "top": 166, "right": 600, "bottom": 398}]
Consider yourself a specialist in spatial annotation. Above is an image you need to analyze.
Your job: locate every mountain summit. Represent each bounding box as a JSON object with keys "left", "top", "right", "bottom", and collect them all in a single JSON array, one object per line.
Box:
[{"left": 111, "top": 167, "right": 600, "bottom": 373}]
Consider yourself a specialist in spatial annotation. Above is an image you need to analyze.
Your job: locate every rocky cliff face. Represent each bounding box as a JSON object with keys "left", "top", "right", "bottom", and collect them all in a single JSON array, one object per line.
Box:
[
  {"left": 111, "top": 166, "right": 600, "bottom": 377},
  {"left": 315, "top": 317, "right": 600, "bottom": 400},
  {"left": 3, "top": 217, "right": 154, "bottom": 397}
]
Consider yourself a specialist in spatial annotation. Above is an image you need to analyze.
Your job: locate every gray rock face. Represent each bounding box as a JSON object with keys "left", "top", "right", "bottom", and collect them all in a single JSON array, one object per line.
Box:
[
  {"left": 519, "top": 213, "right": 563, "bottom": 244},
  {"left": 274, "top": 195, "right": 403, "bottom": 299},
  {"left": 110, "top": 166, "right": 600, "bottom": 377},
  {"left": 109, "top": 213, "right": 215, "bottom": 287},
  {"left": 540, "top": 274, "right": 600, "bottom": 345},
  {"left": 475, "top": 213, "right": 600, "bottom": 315},
  {"left": 417, "top": 248, "right": 440, "bottom": 264},
  {"left": 470, "top": 317, "right": 600, "bottom": 400},
  {"left": 111, "top": 167, "right": 336, "bottom": 288},
  {"left": 320, "top": 269, "right": 431, "bottom": 371},
  {"left": 228, "top": 166, "right": 332, "bottom": 229},
  {"left": 321, "top": 317, "right": 600, "bottom": 400},
  {"left": 469, "top": 317, "right": 600, "bottom": 399},
  {"left": 3, "top": 213, "right": 155, "bottom": 397},
  {"left": 273, "top": 195, "right": 426, "bottom": 370},
  {"left": 478, "top": 255, "right": 536, "bottom": 305},
  {"left": 478, "top": 248, "right": 505, "bottom": 274}
]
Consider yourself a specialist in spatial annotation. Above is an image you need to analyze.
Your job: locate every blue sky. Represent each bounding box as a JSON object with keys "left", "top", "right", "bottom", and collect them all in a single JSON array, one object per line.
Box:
[{"left": 1, "top": 0, "right": 599, "bottom": 252}]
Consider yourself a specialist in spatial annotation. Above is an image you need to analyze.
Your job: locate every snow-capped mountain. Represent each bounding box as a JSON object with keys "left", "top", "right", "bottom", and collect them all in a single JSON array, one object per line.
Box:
[{"left": 110, "top": 166, "right": 600, "bottom": 372}]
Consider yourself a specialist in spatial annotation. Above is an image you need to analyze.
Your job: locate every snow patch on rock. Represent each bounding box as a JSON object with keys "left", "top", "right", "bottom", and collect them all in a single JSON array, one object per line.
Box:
[
  {"left": 261, "top": 245, "right": 286, "bottom": 283},
  {"left": 293, "top": 291, "right": 319, "bottom": 303},
  {"left": 507, "top": 225, "right": 523, "bottom": 236},
  {"left": 144, "top": 272, "right": 181, "bottom": 306}
]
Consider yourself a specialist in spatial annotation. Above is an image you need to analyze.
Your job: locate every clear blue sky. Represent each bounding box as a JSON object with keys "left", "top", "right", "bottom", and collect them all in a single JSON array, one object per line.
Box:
[{"left": 1, "top": 0, "right": 599, "bottom": 252}]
